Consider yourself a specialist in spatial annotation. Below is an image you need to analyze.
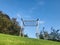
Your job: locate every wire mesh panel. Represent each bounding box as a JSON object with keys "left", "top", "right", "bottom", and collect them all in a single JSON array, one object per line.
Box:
[{"left": 23, "top": 20, "right": 37, "bottom": 26}]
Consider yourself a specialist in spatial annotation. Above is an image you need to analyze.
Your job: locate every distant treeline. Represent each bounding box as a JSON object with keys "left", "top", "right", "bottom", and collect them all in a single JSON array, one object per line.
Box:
[{"left": 39, "top": 27, "right": 60, "bottom": 42}]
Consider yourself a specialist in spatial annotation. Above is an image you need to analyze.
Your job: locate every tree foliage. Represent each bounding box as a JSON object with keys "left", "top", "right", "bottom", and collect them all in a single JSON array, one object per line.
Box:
[{"left": 0, "top": 11, "right": 21, "bottom": 36}]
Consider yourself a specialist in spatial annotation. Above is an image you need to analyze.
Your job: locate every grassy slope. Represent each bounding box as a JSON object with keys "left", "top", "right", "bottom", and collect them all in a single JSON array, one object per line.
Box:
[{"left": 0, "top": 34, "right": 60, "bottom": 45}]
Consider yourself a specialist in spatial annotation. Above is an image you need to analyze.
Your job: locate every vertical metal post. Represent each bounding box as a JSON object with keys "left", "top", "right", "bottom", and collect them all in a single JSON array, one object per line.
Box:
[
  {"left": 36, "top": 18, "right": 39, "bottom": 39},
  {"left": 21, "top": 25, "right": 24, "bottom": 37},
  {"left": 19, "top": 18, "right": 24, "bottom": 37}
]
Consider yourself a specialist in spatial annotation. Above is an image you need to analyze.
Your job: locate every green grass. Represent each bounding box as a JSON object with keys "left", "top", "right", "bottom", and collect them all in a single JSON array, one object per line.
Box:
[{"left": 0, "top": 34, "right": 60, "bottom": 45}]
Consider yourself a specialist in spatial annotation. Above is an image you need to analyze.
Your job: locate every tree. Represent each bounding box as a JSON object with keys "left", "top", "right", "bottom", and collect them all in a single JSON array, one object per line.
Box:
[
  {"left": 49, "top": 27, "right": 60, "bottom": 41},
  {"left": 9, "top": 18, "right": 21, "bottom": 36},
  {"left": 39, "top": 31, "right": 44, "bottom": 39},
  {"left": 0, "top": 11, "right": 12, "bottom": 33},
  {"left": 0, "top": 11, "right": 22, "bottom": 36},
  {"left": 39, "top": 27, "right": 49, "bottom": 39}
]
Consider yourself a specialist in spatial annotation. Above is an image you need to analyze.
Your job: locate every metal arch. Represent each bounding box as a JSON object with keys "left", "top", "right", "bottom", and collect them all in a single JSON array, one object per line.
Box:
[{"left": 21, "top": 18, "right": 40, "bottom": 38}]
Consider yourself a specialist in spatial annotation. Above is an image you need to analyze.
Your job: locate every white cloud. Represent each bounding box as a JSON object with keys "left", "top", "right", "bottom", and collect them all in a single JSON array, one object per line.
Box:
[
  {"left": 29, "top": 0, "right": 45, "bottom": 14},
  {"left": 38, "top": 1, "right": 45, "bottom": 5},
  {"left": 39, "top": 20, "right": 45, "bottom": 24},
  {"left": 29, "top": 7, "right": 36, "bottom": 13},
  {"left": 16, "top": 13, "right": 33, "bottom": 20},
  {"left": 16, "top": 13, "right": 21, "bottom": 18}
]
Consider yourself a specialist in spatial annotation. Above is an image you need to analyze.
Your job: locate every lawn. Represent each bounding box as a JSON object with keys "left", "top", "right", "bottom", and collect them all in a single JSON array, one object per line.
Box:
[{"left": 0, "top": 34, "right": 60, "bottom": 45}]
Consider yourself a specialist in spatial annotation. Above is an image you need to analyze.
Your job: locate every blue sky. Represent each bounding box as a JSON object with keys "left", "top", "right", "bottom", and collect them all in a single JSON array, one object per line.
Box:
[{"left": 0, "top": 0, "right": 60, "bottom": 38}]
